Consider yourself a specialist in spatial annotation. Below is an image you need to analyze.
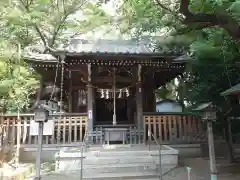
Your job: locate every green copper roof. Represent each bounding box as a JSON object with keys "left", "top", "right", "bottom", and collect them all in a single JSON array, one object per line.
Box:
[{"left": 220, "top": 83, "right": 240, "bottom": 96}]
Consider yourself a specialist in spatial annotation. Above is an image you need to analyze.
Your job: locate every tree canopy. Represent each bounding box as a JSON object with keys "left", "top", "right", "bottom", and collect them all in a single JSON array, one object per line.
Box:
[
  {"left": 0, "top": 0, "right": 240, "bottom": 114},
  {"left": 0, "top": 0, "right": 111, "bottom": 112},
  {"left": 116, "top": 0, "right": 240, "bottom": 40},
  {"left": 115, "top": 0, "right": 240, "bottom": 104}
]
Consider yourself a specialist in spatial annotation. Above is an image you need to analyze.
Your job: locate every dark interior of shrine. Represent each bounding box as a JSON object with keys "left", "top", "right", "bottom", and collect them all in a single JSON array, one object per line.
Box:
[{"left": 95, "top": 98, "right": 129, "bottom": 125}]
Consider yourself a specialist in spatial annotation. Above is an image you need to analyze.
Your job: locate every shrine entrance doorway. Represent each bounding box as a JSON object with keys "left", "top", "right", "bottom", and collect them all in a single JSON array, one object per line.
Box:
[
  {"left": 92, "top": 66, "right": 136, "bottom": 127},
  {"left": 95, "top": 98, "right": 129, "bottom": 125}
]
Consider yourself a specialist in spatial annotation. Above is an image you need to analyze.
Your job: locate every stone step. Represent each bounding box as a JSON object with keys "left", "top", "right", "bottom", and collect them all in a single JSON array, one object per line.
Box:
[
  {"left": 42, "top": 171, "right": 158, "bottom": 180},
  {"left": 83, "top": 166, "right": 156, "bottom": 174},
  {"left": 41, "top": 165, "right": 175, "bottom": 180},
  {"left": 57, "top": 157, "right": 155, "bottom": 170},
  {"left": 84, "top": 156, "right": 153, "bottom": 162},
  {"left": 86, "top": 150, "right": 157, "bottom": 156},
  {"left": 58, "top": 150, "right": 159, "bottom": 158},
  {"left": 83, "top": 162, "right": 156, "bottom": 169},
  {"left": 27, "top": 165, "right": 181, "bottom": 180},
  {"left": 59, "top": 163, "right": 157, "bottom": 173},
  {"left": 83, "top": 164, "right": 175, "bottom": 175}
]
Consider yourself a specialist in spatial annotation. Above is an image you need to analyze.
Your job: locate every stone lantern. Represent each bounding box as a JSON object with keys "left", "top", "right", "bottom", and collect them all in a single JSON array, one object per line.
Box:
[
  {"left": 34, "top": 104, "right": 49, "bottom": 123},
  {"left": 194, "top": 102, "right": 218, "bottom": 180},
  {"left": 198, "top": 103, "right": 217, "bottom": 122},
  {"left": 33, "top": 104, "right": 54, "bottom": 180}
]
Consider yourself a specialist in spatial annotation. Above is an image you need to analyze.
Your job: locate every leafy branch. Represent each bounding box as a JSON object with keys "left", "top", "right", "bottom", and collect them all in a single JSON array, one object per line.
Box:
[
  {"left": 19, "top": 0, "right": 87, "bottom": 52},
  {"left": 179, "top": 0, "right": 240, "bottom": 39}
]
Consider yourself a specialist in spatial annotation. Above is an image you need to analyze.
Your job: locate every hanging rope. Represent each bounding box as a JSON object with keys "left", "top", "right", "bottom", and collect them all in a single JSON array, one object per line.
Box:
[
  {"left": 48, "top": 56, "right": 60, "bottom": 102},
  {"left": 60, "top": 60, "right": 64, "bottom": 112},
  {"left": 57, "top": 58, "right": 64, "bottom": 143}
]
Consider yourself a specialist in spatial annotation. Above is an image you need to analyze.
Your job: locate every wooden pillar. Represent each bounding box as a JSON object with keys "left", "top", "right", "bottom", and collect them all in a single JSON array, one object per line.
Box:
[
  {"left": 136, "top": 64, "right": 143, "bottom": 130},
  {"left": 93, "top": 88, "right": 96, "bottom": 126},
  {"left": 143, "top": 74, "right": 156, "bottom": 112},
  {"left": 87, "top": 64, "right": 93, "bottom": 132},
  {"left": 68, "top": 71, "right": 72, "bottom": 112}
]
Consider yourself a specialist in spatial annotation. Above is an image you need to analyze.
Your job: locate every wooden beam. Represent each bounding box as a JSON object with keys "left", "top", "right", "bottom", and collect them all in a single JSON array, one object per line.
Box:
[
  {"left": 92, "top": 76, "right": 134, "bottom": 84},
  {"left": 68, "top": 64, "right": 88, "bottom": 81}
]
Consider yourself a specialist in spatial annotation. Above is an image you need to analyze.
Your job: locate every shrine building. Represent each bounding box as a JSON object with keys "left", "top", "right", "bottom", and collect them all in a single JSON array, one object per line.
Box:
[{"left": 2, "top": 36, "right": 202, "bottom": 145}]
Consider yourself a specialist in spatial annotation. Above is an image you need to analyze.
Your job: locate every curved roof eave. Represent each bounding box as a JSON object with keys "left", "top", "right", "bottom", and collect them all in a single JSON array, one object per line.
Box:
[{"left": 23, "top": 37, "right": 191, "bottom": 64}]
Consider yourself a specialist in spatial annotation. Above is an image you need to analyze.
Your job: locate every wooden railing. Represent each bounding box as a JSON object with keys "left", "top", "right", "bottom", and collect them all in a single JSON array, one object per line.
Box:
[
  {"left": 0, "top": 113, "right": 88, "bottom": 146},
  {"left": 144, "top": 112, "right": 203, "bottom": 144}
]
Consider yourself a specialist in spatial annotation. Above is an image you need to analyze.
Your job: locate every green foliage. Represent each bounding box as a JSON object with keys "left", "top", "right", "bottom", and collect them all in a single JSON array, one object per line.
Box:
[
  {"left": 0, "top": 0, "right": 108, "bottom": 113},
  {"left": 0, "top": 41, "right": 39, "bottom": 113},
  {"left": 117, "top": 0, "right": 180, "bottom": 35},
  {"left": 155, "top": 81, "right": 177, "bottom": 101},
  {"left": 185, "top": 28, "right": 240, "bottom": 119},
  {"left": 116, "top": 0, "right": 240, "bottom": 122}
]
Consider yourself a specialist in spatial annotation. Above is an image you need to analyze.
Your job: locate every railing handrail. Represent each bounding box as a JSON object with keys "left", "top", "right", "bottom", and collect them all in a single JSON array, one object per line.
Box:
[
  {"left": 149, "top": 132, "right": 161, "bottom": 150},
  {"left": 148, "top": 131, "right": 163, "bottom": 180},
  {"left": 80, "top": 132, "right": 88, "bottom": 180},
  {"left": 143, "top": 112, "right": 201, "bottom": 117}
]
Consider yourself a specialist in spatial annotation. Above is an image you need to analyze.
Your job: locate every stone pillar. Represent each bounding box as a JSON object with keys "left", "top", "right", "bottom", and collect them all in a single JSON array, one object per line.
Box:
[
  {"left": 136, "top": 64, "right": 143, "bottom": 130},
  {"left": 87, "top": 64, "right": 93, "bottom": 132},
  {"left": 207, "top": 121, "right": 218, "bottom": 180}
]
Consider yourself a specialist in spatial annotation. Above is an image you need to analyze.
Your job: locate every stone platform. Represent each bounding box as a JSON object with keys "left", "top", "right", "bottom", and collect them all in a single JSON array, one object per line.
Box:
[{"left": 53, "top": 144, "right": 179, "bottom": 179}]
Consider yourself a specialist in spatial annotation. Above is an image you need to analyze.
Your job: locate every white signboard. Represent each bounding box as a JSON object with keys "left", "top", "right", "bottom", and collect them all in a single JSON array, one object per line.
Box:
[
  {"left": 30, "top": 120, "right": 54, "bottom": 136},
  {"left": 88, "top": 110, "right": 92, "bottom": 119}
]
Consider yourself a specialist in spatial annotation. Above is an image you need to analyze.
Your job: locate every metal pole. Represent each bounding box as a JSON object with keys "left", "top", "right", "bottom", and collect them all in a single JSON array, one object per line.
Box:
[
  {"left": 159, "top": 138, "right": 162, "bottom": 180},
  {"left": 113, "top": 68, "right": 116, "bottom": 125},
  {"left": 16, "top": 109, "right": 21, "bottom": 166},
  {"left": 148, "top": 131, "right": 151, "bottom": 151},
  {"left": 80, "top": 143, "right": 84, "bottom": 180},
  {"left": 187, "top": 167, "right": 191, "bottom": 180},
  {"left": 35, "top": 122, "right": 43, "bottom": 180},
  {"left": 207, "top": 121, "right": 218, "bottom": 180}
]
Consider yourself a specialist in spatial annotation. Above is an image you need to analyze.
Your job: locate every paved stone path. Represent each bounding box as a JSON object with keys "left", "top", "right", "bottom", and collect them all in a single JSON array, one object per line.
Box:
[
  {"left": 164, "top": 166, "right": 240, "bottom": 180},
  {"left": 166, "top": 158, "right": 240, "bottom": 180}
]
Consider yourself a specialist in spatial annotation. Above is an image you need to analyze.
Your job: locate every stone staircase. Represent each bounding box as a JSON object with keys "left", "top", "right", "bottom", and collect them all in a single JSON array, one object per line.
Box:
[{"left": 41, "top": 144, "right": 178, "bottom": 180}]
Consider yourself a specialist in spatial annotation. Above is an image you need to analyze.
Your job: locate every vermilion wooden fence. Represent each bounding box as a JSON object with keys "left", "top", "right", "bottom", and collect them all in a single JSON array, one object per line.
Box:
[
  {"left": 0, "top": 113, "right": 88, "bottom": 146},
  {"left": 0, "top": 112, "right": 203, "bottom": 146},
  {"left": 144, "top": 113, "right": 203, "bottom": 144}
]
